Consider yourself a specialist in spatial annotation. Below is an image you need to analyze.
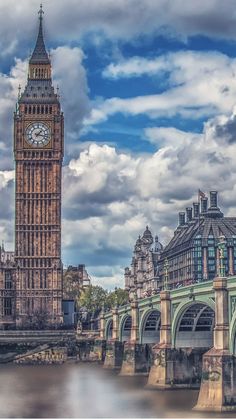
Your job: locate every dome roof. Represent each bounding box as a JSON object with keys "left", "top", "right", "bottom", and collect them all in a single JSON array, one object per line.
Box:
[{"left": 142, "top": 226, "right": 153, "bottom": 238}]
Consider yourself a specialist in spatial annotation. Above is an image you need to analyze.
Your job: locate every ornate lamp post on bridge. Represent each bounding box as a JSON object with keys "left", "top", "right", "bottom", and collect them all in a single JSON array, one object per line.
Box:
[
  {"left": 130, "top": 279, "right": 139, "bottom": 342},
  {"left": 163, "top": 258, "right": 169, "bottom": 291},
  {"left": 218, "top": 234, "right": 226, "bottom": 278}
]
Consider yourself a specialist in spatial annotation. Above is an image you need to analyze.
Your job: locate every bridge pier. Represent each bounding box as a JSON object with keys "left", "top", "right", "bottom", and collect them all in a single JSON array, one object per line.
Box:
[
  {"left": 88, "top": 338, "right": 106, "bottom": 362},
  {"left": 120, "top": 299, "right": 149, "bottom": 375},
  {"left": 87, "top": 309, "right": 106, "bottom": 362},
  {"left": 148, "top": 290, "right": 201, "bottom": 388},
  {"left": 104, "top": 307, "right": 124, "bottom": 370},
  {"left": 195, "top": 277, "right": 236, "bottom": 412}
]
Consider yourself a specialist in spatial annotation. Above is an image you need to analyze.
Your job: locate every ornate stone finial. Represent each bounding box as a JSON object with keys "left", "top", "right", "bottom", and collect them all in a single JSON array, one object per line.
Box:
[
  {"left": 163, "top": 258, "right": 169, "bottom": 291},
  {"left": 38, "top": 3, "right": 44, "bottom": 20},
  {"left": 18, "top": 85, "right": 21, "bottom": 100}
]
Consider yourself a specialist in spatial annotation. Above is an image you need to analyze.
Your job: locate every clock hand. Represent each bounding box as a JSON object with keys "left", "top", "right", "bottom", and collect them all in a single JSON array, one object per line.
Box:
[{"left": 35, "top": 130, "right": 43, "bottom": 137}]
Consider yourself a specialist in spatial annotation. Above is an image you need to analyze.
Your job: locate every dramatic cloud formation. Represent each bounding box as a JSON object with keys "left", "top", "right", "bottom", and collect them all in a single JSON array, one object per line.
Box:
[
  {"left": 86, "top": 51, "right": 236, "bottom": 127},
  {"left": 60, "top": 108, "right": 236, "bottom": 286},
  {"left": 52, "top": 46, "right": 90, "bottom": 146},
  {"left": 1, "top": 1, "right": 236, "bottom": 288},
  {"left": 1, "top": 0, "right": 236, "bottom": 59}
]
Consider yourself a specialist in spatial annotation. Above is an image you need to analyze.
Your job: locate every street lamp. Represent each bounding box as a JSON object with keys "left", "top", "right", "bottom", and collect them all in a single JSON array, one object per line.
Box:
[
  {"left": 133, "top": 279, "right": 138, "bottom": 301},
  {"left": 114, "top": 286, "right": 118, "bottom": 309},
  {"left": 218, "top": 235, "right": 226, "bottom": 278},
  {"left": 163, "top": 258, "right": 169, "bottom": 291}
]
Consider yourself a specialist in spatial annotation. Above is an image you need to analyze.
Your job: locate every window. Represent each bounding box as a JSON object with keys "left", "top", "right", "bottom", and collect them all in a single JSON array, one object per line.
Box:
[
  {"left": 4, "top": 298, "right": 12, "bottom": 316},
  {"left": 208, "top": 247, "right": 215, "bottom": 258},
  {"left": 5, "top": 271, "right": 12, "bottom": 289}
]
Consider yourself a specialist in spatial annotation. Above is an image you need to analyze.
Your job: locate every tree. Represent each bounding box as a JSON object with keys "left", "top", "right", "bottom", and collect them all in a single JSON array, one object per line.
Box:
[
  {"left": 23, "top": 309, "right": 51, "bottom": 330},
  {"left": 77, "top": 285, "right": 129, "bottom": 313},
  {"left": 106, "top": 288, "right": 129, "bottom": 309},
  {"left": 63, "top": 268, "right": 83, "bottom": 304},
  {"left": 78, "top": 285, "right": 108, "bottom": 315}
]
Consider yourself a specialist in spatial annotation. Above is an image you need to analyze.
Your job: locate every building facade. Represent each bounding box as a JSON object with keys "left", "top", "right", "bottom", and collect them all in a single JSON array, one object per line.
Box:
[
  {"left": 0, "top": 245, "right": 16, "bottom": 327},
  {"left": 125, "top": 191, "right": 236, "bottom": 297},
  {"left": 124, "top": 227, "right": 163, "bottom": 299}
]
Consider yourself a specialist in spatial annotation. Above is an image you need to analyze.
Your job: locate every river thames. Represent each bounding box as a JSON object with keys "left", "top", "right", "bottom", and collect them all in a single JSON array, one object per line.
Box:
[{"left": 0, "top": 363, "right": 235, "bottom": 418}]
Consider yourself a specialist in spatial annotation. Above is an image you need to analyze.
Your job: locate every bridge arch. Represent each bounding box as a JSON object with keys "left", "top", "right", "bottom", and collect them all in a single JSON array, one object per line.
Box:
[
  {"left": 172, "top": 298, "right": 215, "bottom": 349},
  {"left": 105, "top": 319, "right": 113, "bottom": 340},
  {"left": 229, "top": 310, "right": 236, "bottom": 354},
  {"left": 139, "top": 309, "right": 161, "bottom": 344},
  {"left": 119, "top": 314, "right": 132, "bottom": 342}
]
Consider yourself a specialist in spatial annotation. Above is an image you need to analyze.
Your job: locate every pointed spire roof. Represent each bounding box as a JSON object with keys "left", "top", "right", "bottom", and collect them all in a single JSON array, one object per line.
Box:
[{"left": 29, "top": 4, "right": 50, "bottom": 65}]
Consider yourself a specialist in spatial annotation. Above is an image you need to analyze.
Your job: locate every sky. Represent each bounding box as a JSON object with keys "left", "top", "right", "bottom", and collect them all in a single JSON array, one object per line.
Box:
[{"left": 2, "top": 0, "right": 236, "bottom": 289}]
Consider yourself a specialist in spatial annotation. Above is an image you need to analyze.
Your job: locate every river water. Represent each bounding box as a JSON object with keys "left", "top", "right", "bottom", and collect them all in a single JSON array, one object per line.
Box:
[{"left": 0, "top": 363, "right": 235, "bottom": 418}]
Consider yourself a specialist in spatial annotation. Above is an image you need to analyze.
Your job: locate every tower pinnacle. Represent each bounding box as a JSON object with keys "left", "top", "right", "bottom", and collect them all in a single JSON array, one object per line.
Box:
[
  {"left": 39, "top": 3, "right": 44, "bottom": 20},
  {"left": 29, "top": 4, "right": 50, "bottom": 65}
]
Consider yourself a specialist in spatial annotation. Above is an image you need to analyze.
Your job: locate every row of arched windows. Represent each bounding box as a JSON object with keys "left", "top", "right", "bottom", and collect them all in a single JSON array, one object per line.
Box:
[
  {"left": 24, "top": 105, "right": 52, "bottom": 115},
  {"left": 31, "top": 68, "right": 50, "bottom": 79}
]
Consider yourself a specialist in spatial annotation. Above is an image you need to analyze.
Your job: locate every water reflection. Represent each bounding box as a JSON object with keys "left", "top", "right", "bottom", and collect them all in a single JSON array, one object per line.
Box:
[
  {"left": 0, "top": 364, "right": 156, "bottom": 418},
  {"left": 0, "top": 364, "right": 235, "bottom": 418}
]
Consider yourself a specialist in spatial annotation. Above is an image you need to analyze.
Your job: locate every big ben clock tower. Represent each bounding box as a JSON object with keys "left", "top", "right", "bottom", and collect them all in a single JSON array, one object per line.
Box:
[{"left": 14, "top": 6, "right": 63, "bottom": 326}]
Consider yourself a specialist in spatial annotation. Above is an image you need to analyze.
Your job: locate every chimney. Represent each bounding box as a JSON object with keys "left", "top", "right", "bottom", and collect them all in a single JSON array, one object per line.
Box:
[
  {"left": 201, "top": 197, "right": 208, "bottom": 214},
  {"left": 179, "top": 212, "right": 185, "bottom": 226},
  {"left": 193, "top": 202, "right": 200, "bottom": 218},
  {"left": 186, "top": 207, "right": 193, "bottom": 222},
  {"left": 210, "top": 190, "right": 218, "bottom": 208}
]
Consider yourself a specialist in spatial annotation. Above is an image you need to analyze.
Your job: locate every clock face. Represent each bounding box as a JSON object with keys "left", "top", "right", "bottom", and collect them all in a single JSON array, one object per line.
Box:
[{"left": 25, "top": 122, "right": 51, "bottom": 147}]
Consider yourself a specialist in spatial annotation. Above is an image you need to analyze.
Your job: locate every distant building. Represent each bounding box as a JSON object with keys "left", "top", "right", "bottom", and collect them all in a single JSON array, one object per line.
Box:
[
  {"left": 124, "top": 227, "right": 163, "bottom": 299},
  {"left": 0, "top": 245, "right": 16, "bottom": 329},
  {"left": 62, "top": 264, "right": 91, "bottom": 326},
  {"left": 0, "top": 243, "right": 14, "bottom": 265},
  {"left": 63, "top": 264, "right": 91, "bottom": 292},
  {"left": 125, "top": 191, "right": 236, "bottom": 296},
  {"left": 62, "top": 300, "right": 75, "bottom": 327},
  {"left": 0, "top": 245, "right": 91, "bottom": 328}
]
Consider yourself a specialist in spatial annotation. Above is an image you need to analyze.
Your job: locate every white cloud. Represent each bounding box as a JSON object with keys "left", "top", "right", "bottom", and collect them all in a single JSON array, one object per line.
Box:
[
  {"left": 103, "top": 56, "right": 166, "bottom": 79},
  {"left": 144, "top": 126, "right": 202, "bottom": 147},
  {"left": 86, "top": 51, "right": 236, "bottom": 128},
  {"left": 0, "top": 170, "right": 14, "bottom": 190},
  {"left": 1, "top": 0, "right": 236, "bottom": 59},
  {"left": 4, "top": 108, "right": 236, "bottom": 288},
  {"left": 60, "top": 108, "right": 236, "bottom": 288},
  {"left": 52, "top": 46, "right": 90, "bottom": 144}
]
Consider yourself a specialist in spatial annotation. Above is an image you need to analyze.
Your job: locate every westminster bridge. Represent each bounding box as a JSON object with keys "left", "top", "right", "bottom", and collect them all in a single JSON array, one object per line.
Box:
[{"left": 96, "top": 275, "right": 236, "bottom": 412}]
